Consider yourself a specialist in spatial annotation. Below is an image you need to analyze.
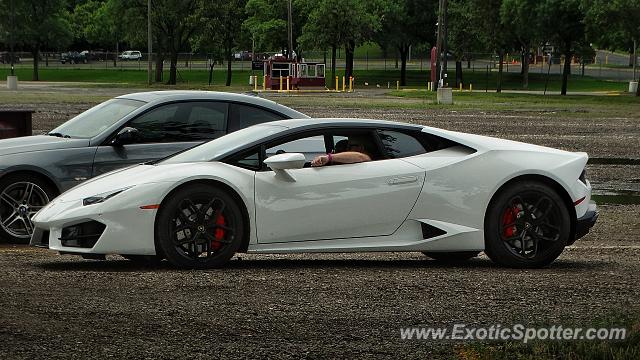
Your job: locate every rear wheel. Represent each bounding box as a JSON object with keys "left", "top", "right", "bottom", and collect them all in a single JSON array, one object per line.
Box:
[
  {"left": 422, "top": 251, "right": 480, "bottom": 262},
  {"left": 0, "top": 174, "right": 57, "bottom": 243},
  {"left": 156, "top": 184, "right": 244, "bottom": 269},
  {"left": 484, "top": 181, "right": 570, "bottom": 268}
]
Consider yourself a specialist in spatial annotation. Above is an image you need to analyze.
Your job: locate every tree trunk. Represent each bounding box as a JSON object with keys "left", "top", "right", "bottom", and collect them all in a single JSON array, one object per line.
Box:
[
  {"left": 399, "top": 44, "right": 408, "bottom": 86},
  {"left": 168, "top": 51, "right": 178, "bottom": 85},
  {"left": 32, "top": 48, "right": 40, "bottom": 81},
  {"left": 226, "top": 46, "right": 232, "bottom": 86},
  {"left": 497, "top": 50, "right": 504, "bottom": 93},
  {"left": 345, "top": 41, "right": 355, "bottom": 80},
  {"left": 331, "top": 45, "right": 337, "bottom": 88},
  {"left": 561, "top": 48, "right": 572, "bottom": 96},
  {"left": 522, "top": 48, "right": 530, "bottom": 89},
  {"left": 155, "top": 55, "right": 164, "bottom": 82},
  {"left": 455, "top": 60, "right": 463, "bottom": 88},
  {"left": 113, "top": 42, "right": 118, "bottom": 67}
]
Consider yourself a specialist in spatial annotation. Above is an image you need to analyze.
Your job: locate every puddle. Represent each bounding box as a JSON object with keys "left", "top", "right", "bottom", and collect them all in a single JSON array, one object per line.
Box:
[
  {"left": 592, "top": 190, "right": 640, "bottom": 205},
  {"left": 589, "top": 157, "right": 640, "bottom": 165}
]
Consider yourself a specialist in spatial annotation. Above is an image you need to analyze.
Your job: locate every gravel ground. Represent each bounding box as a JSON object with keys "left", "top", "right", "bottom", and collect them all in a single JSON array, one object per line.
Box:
[{"left": 1, "top": 89, "right": 639, "bottom": 358}]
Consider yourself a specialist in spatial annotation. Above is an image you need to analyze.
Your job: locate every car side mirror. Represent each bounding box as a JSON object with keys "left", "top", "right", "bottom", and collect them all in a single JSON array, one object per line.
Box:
[
  {"left": 111, "top": 127, "right": 139, "bottom": 146},
  {"left": 264, "top": 153, "right": 306, "bottom": 182},
  {"left": 264, "top": 153, "right": 306, "bottom": 170}
]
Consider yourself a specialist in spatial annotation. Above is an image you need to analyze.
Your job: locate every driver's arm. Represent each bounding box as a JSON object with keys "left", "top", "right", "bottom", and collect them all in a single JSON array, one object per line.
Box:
[{"left": 311, "top": 152, "right": 371, "bottom": 167}]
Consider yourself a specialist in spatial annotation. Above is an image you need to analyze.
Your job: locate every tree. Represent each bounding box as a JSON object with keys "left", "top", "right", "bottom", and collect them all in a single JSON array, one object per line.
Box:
[
  {"left": 4, "top": 0, "right": 73, "bottom": 80},
  {"left": 471, "top": 0, "right": 512, "bottom": 92},
  {"left": 585, "top": 0, "right": 640, "bottom": 96},
  {"left": 199, "top": 0, "right": 248, "bottom": 86},
  {"left": 539, "top": 0, "right": 588, "bottom": 95},
  {"left": 448, "top": 0, "right": 482, "bottom": 88},
  {"left": 500, "top": 0, "right": 542, "bottom": 89},
  {"left": 376, "top": 0, "right": 437, "bottom": 86},
  {"left": 244, "top": 0, "right": 308, "bottom": 56}
]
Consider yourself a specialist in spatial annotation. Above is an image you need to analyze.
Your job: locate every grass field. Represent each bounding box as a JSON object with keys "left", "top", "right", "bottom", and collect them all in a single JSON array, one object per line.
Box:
[{"left": 1, "top": 66, "right": 628, "bottom": 93}]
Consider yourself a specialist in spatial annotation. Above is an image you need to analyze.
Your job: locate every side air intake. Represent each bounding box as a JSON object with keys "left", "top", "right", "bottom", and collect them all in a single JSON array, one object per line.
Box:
[{"left": 421, "top": 223, "right": 447, "bottom": 239}]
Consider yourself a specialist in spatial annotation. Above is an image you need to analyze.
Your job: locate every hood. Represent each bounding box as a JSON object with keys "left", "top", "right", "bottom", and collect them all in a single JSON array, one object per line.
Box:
[
  {"left": 57, "top": 163, "right": 189, "bottom": 201},
  {"left": 0, "top": 135, "right": 90, "bottom": 156}
]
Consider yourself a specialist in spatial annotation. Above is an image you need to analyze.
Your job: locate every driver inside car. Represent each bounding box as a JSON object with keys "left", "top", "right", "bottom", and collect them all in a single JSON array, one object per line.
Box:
[{"left": 310, "top": 136, "right": 372, "bottom": 167}]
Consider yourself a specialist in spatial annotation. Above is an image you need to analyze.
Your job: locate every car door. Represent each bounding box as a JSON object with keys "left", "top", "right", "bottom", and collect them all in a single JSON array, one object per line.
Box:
[
  {"left": 92, "top": 101, "right": 228, "bottom": 176},
  {"left": 253, "top": 130, "right": 426, "bottom": 243}
]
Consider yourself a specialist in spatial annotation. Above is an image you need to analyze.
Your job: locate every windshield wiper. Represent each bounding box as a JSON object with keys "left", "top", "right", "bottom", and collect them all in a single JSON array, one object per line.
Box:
[{"left": 48, "top": 132, "right": 71, "bottom": 138}]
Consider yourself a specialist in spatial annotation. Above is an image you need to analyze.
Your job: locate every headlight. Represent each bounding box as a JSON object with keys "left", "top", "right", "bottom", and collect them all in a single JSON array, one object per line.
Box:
[{"left": 82, "top": 186, "right": 134, "bottom": 206}]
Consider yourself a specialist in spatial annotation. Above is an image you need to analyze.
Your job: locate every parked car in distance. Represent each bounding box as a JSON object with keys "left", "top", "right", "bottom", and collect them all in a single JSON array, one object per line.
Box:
[
  {"left": 60, "top": 51, "right": 87, "bottom": 64},
  {"left": 0, "top": 91, "right": 308, "bottom": 244},
  {"left": 119, "top": 50, "right": 142, "bottom": 60}
]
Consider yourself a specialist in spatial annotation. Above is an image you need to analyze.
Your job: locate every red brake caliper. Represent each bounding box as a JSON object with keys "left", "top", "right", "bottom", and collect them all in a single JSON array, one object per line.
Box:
[
  {"left": 212, "top": 214, "right": 225, "bottom": 250},
  {"left": 502, "top": 206, "right": 517, "bottom": 238}
]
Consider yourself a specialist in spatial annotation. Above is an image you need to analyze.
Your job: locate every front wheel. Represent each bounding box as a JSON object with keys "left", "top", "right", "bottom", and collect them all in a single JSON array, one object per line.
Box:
[
  {"left": 484, "top": 181, "right": 571, "bottom": 268},
  {"left": 0, "top": 174, "right": 57, "bottom": 243},
  {"left": 156, "top": 184, "right": 244, "bottom": 269}
]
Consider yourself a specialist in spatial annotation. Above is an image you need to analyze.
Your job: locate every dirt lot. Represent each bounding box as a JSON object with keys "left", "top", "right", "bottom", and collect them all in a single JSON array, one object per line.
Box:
[{"left": 0, "top": 87, "right": 639, "bottom": 358}]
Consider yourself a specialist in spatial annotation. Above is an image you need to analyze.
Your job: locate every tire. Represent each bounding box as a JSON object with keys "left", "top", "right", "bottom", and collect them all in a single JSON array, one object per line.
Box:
[
  {"left": 484, "top": 181, "right": 570, "bottom": 268},
  {"left": 422, "top": 251, "right": 480, "bottom": 262},
  {"left": 0, "top": 174, "right": 58, "bottom": 244},
  {"left": 156, "top": 184, "right": 244, "bottom": 269}
]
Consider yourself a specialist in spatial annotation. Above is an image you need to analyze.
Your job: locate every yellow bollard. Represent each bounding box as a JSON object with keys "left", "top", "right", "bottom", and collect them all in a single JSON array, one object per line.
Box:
[
  {"left": 469, "top": 84, "right": 473, "bottom": 92},
  {"left": 254, "top": 76, "right": 258, "bottom": 91},
  {"left": 349, "top": 76, "right": 353, "bottom": 92},
  {"left": 342, "top": 76, "right": 346, "bottom": 92},
  {"left": 279, "top": 76, "right": 283, "bottom": 92},
  {"left": 427, "top": 82, "right": 431, "bottom": 91},
  {"left": 459, "top": 83, "right": 463, "bottom": 92},
  {"left": 396, "top": 80, "right": 399, "bottom": 90},
  {"left": 287, "top": 76, "right": 290, "bottom": 92},
  {"left": 263, "top": 75, "right": 267, "bottom": 91},
  {"left": 335, "top": 76, "right": 339, "bottom": 92}
]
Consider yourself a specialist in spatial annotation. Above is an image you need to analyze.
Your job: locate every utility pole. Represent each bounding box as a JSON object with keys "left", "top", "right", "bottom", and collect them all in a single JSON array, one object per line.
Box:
[
  {"left": 9, "top": 0, "right": 15, "bottom": 76},
  {"left": 434, "top": 0, "right": 443, "bottom": 91},
  {"left": 147, "top": 0, "right": 152, "bottom": 85},
  {"left": 434, "top": 0, "right": 448, "bottom": 90},
  {"left": 287, "top": 0, "right": 293, "bottom": 59}
]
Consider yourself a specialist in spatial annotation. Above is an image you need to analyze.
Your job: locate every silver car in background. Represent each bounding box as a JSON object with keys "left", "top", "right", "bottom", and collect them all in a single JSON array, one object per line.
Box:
[{"left": 0, "top": 91, "right": 308, "bottom": 243}]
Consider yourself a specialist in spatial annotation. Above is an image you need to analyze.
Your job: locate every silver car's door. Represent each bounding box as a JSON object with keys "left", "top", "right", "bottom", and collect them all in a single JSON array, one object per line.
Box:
[{"left": 92, "top": 101, "right": 228, "bottom": 176}]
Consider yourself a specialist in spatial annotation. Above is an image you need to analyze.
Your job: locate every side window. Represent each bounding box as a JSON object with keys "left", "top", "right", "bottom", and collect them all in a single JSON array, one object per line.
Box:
[
  {"left": 127, "top": 102, "right": 228, "bottom": 143},
  {"left": 377, "top": 130, "right": 427, "bottom": 158},
  {"left": 266, "top": 135, "right": 326, "bottom": 162},
  {"left": 185, "top": 102, "right": 228, "bottom": 139},
  {"left": 227, "top": 148, "right": 260, "bottom": 170},
  {"left": 229, "top": 104, "right": 285, "bottom": 131}
]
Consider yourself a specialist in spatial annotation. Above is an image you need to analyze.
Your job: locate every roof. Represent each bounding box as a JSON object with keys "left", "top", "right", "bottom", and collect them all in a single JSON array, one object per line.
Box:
[
  {"left": 264, "top": 118, "right": 424, "bottom": 130},
  {"left": 116, "top": 91, "right": 308, "bottom": 118}
]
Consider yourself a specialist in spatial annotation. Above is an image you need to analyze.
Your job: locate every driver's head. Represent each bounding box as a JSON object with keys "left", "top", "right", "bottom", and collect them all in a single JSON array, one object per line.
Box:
[{"left": 347, "top": 135, "right": 370, "bottom": 154}]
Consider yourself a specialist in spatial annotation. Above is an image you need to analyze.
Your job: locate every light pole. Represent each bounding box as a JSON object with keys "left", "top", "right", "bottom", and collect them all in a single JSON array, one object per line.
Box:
[{"left": 287, "top": 0, "right": 293, "bottom": 59}]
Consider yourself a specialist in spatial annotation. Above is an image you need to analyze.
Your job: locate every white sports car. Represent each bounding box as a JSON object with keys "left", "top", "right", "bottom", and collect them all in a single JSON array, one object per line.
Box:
[{"left": 30, "top": 119, "right": 598, "bottom": 268}]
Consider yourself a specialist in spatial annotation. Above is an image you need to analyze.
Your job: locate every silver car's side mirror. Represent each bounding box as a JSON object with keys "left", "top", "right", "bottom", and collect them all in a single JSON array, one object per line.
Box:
[{"left": 111, "top": 127, "right": 139, "bottom": 146}]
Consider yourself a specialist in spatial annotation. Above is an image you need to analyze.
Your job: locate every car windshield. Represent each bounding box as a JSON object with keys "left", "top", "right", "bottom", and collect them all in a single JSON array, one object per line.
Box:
[
  {"left": 49, "top": 98, "right": 145, "bottom": 139},
  {"left": 161, "top": 124, "right": 287, "bottom": 164}
]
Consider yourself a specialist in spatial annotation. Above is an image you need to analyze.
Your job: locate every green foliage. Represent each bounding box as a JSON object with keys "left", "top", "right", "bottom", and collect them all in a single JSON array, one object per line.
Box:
[{"left": 584, "top": 0, "right": 640, "bottom": 51}]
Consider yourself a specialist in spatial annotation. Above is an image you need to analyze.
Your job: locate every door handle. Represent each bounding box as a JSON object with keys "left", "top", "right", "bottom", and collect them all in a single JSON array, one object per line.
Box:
[{"left": 388, "top": 176, "right": 419, "bottom": 185}]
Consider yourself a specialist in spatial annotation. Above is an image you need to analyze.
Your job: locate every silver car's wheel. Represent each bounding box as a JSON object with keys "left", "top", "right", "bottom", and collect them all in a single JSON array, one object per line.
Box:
[{"left": 0, "top": 176, "right": 56, "bottom": 243}]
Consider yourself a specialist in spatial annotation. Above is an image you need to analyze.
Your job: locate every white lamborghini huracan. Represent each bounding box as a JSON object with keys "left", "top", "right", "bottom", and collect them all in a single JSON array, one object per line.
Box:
[{"left": 30, "top": 119, "right": 598, "bottom": 269}]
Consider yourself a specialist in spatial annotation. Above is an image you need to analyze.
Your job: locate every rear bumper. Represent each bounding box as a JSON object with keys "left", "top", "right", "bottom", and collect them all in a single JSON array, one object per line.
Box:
[{"left": 572, "top": 201, "right": 598, "bottom": 243}]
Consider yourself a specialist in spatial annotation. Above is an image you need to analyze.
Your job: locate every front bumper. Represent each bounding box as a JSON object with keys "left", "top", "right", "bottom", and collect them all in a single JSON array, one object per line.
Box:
[{"left": 572, "top": 201, "right": 598, "bottom": 244}]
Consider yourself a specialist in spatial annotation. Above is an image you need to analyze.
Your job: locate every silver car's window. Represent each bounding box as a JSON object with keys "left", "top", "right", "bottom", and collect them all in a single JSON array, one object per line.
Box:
[
  {"left": 50, "top": 98, "right": 145, "bottom": 138},
  {"left": 162, "top": 124, "right": 287, "bottom": 164}
]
